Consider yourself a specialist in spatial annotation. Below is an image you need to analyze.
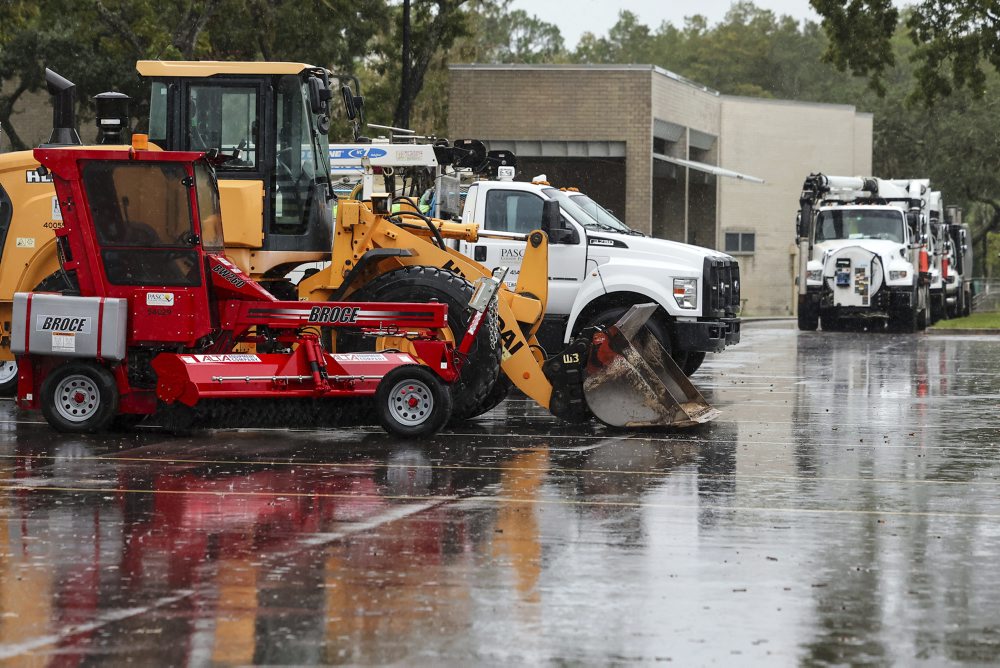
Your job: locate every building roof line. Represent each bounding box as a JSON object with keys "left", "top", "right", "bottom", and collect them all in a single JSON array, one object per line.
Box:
[
  {"left": 721, "top": 94, "right": 870, "bottom": 114},
  {"left": 449, "top": 63, "right": 720, "bottom": 96}
]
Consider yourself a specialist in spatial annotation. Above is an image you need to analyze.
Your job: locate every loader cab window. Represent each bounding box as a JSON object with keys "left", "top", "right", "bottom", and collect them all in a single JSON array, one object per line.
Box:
[
  {"left": 186, "top": 85, "right": 259, "bottom": 170},
  {"left": 272, "top": 75, "right": 329, "bottom": 235},
  {"left": 148, "top": 82, "right": 169, "bottom": 147},
  {"left": 815, "top": 210, "right": 905, "bottom": 244},
  {"left": 82, "top": 160, "right": 200, "bottom": 286}
]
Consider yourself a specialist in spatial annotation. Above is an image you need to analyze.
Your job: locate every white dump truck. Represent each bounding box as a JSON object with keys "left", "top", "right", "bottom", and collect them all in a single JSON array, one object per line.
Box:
[
  {"left": 327, "top": 141, "right": 742, "bottom": 375},
  {"left": 796, "top": 173, "right": 936, "bottom": 332}
]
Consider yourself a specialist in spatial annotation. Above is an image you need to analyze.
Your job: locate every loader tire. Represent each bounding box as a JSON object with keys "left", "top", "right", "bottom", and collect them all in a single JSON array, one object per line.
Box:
[
  {"left": 376, "top": 366, "right": 452, "bottom": 438},
  {"left": 344, "top": 266, "right": 501, "bottom": 421},
  {"left": 466, "top": 376, "right": 512, "bottom": 418},
  {"left": 41, "top": 361, "right": 118, "bottom": 434}
]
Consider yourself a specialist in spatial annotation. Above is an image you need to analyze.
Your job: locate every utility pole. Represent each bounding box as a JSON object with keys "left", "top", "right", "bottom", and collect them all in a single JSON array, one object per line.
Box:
[{"left": 395, "top": 0, "right": 412, "bottom": 130}]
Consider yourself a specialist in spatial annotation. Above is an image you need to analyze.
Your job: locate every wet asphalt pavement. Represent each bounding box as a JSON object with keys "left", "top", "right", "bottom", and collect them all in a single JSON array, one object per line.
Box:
[{"left": 1, "top": 321, "right": 999, "bottom": 665}]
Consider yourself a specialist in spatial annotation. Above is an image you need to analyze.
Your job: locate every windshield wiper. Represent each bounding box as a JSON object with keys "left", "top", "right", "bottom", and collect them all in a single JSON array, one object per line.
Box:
[{"left": 585, "top": 221, "right": 622, "bottom": 233}]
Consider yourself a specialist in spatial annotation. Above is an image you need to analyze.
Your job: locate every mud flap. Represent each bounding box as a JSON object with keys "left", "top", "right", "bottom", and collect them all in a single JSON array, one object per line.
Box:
[{"left": 581, "top": 304, "right": 719, "bottom": 428}]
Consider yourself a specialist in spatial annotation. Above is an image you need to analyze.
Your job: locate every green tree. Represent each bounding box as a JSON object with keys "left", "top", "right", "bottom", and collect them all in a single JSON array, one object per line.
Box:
[
  {"left": 460, "top": 0, "right": 564, "bottom": 64},
  {"left": 811, "top": 0, "right": 1000, "bottom": 102},
  {"left": 0, "top": 0, "right": 389, "bottom": 149},
  {"left": 392, "top": 0, "right": 470, "bottom": 129},
  {"left": 575, "top": 10, "right": 656, "bottom": 64}
]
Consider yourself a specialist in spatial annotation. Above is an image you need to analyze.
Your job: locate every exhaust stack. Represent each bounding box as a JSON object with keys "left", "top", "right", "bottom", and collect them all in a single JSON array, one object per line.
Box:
[{"left": 44, "top": 69, "right": 81, "bottom": 146}]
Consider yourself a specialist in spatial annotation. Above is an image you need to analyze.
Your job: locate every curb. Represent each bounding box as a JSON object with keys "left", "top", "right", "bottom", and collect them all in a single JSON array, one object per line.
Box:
[{"left": 927, "top": 328, "right": 1000, "bottom": 335}]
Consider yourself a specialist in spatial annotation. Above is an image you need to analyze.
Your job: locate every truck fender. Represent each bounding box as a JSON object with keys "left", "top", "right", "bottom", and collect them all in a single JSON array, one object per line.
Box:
[{"left": 564, "top": 265, "right": 681, "bottom": 344}]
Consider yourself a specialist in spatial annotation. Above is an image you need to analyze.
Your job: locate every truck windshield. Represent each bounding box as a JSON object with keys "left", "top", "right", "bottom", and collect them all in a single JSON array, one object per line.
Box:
[
  {"left": 815, "top": 210, "right": 905, "bottom": 243},
  {"left": 541, "top": 188, "right": 612, "bottom": 232},
  {"left": 567, "top": 191, "right": 636, "bottom": 234}
]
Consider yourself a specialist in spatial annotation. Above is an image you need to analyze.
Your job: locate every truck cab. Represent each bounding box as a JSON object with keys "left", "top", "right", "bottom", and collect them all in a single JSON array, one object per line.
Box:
[
  {"left": 797, "top": 174, "right": 933, "bottom": 332},
  {"left": 455, "top": 179, "right": 741, "bottom": 374}
]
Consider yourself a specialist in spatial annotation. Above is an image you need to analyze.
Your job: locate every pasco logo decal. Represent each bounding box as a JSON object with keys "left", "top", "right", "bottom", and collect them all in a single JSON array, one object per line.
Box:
[
  {"left": 212, "top": 264, "right": 246, "bottom": 288},
  {"left": 146, "top": 292, "right": 175, "bottom": 307},
  {"left": 307, "top": 305, "right": 361, "bottom": 324},
  {"left": 25, "top": 169, "right": 53, "bottom": 184},
  {"left": 329, "top": 147, "right": 388, "bottom": 160}
]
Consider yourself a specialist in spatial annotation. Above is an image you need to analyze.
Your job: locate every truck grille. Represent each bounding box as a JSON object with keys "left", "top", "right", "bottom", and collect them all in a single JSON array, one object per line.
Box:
[{"left": 703, "top": 257, "right": 741, "bottom": 317}]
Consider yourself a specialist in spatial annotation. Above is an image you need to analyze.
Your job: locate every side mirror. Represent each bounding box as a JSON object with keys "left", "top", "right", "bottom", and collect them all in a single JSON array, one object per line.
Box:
[
  {"left": 541, "top": 199, "right": 574, "bottom": 244},
  {"left": 906, "top": 211, "right": 919, "bottom": 230},
  {"left": 308, "top": 76, "right": 332, "bottom": 115},
  {"left": 795, "top": 211, "right": 803, "bottom": 241},
  {"left": 541, "top": 199, "right": 561, "bottom": 235},
  {"left": 341, "top": 84, "right": 356, "bottom": 120}
]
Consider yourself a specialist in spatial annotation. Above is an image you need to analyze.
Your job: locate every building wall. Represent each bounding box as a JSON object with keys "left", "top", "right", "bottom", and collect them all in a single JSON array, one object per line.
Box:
[
  {"left": 449, "top": 67, "right": 874, "bottom": 317},
  {"left": 449, "top": 65, "right": 653, "bottom": 228},
  {"left": 719, "top": 97, "right": 872, "bottom": 315},
  {"left": 649, "top": 73, "right": 722, "bottom": 242}
]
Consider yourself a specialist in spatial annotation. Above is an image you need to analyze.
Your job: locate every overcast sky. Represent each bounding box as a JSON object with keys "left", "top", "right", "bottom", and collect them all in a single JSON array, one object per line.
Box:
[{"left": 506, "top": 0, "right": 826, "bottom": 48}]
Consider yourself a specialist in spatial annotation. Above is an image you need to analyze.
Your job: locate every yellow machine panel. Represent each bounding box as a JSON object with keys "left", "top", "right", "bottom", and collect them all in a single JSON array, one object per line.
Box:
[{"left": 219, "top": 180, "right": 265, "bottom": 248}]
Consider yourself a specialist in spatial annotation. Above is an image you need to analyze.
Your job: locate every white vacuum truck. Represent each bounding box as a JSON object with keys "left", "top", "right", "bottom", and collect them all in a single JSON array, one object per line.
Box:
[{"left": 796, "top": 173, "right": 936, "bottom": 332}]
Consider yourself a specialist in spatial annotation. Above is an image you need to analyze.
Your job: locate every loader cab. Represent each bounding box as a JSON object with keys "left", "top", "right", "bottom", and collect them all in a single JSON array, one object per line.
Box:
[
  {"left": 34, "top": 147, "right": 222, "bottom": 346},
  {"left": 139, "top": 61, "right": 333, "bottom": 257}
]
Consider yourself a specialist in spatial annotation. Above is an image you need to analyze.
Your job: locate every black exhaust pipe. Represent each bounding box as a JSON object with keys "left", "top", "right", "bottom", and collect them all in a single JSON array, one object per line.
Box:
[{"left": 44, "top": 68, "right": 81, "bottom": 146}]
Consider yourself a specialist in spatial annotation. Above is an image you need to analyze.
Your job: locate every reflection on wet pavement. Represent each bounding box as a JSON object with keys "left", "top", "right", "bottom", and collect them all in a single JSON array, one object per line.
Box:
[{"left": 1, "top": 322, "right": 999, "bottom": 663}]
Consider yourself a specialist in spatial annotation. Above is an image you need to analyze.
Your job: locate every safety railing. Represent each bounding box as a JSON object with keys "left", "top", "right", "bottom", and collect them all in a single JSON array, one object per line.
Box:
[{"left": 971, "top": 278, "right": 1000, "bottom": 312}]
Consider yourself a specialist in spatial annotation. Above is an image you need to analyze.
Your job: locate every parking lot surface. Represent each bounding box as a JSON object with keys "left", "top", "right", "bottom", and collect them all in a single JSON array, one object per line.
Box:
[{"left": 1, "top": 321, "right": 998, "bottom": 664}]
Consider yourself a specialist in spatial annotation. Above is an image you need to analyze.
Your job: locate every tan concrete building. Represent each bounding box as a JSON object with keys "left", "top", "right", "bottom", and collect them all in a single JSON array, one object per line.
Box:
[{"left": 449, "top": 64, "right": 872, "bottom": 316}]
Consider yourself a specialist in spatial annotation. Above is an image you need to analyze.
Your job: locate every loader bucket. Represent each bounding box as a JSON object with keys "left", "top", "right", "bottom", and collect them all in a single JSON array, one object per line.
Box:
[{"left": 582, "top": 304, "right": 719, "bottom": 428}]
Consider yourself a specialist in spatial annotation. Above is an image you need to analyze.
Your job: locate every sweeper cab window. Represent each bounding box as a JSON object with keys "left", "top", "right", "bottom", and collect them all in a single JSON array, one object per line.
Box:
[{"left": 81, "top": 160, "right": 201, "bottom": 286}]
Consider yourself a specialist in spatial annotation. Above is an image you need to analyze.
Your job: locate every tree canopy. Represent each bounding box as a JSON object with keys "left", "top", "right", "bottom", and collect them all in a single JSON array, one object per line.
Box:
[
  {"left": 810, "top": 0, "right": 1000, "bottom": 103},
  {"left": 2, "top": 0, "right": 998, "bottom": 265}
]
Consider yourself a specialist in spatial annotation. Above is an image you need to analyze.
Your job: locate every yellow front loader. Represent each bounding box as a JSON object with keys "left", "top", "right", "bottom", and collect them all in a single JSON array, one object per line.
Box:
[{"left": 298, "top": 196, "right": 718, "bottom": 427}]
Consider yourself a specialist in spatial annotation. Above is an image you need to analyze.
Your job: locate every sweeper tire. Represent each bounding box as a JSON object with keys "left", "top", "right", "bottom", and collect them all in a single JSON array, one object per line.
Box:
[
  {"left": 40, "top": 361, "right": 119, "bottom": 434},
  {"left": 376, "top": 366, "right": 453, "bottom": 438},
  {"left": 346, "top": 266, "right": 501, "bottom": 421}
]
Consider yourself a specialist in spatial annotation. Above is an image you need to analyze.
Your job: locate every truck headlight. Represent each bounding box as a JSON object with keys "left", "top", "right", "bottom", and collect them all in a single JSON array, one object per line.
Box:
[
  {"left": 673, "top": 278, "right": 697, "bottom": 309},
  {"left": 889, "top": 270, "right": 908, "bottom": 280},
  {"left": 806, "top": 269, "right": 823, "bottom": 283}
]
